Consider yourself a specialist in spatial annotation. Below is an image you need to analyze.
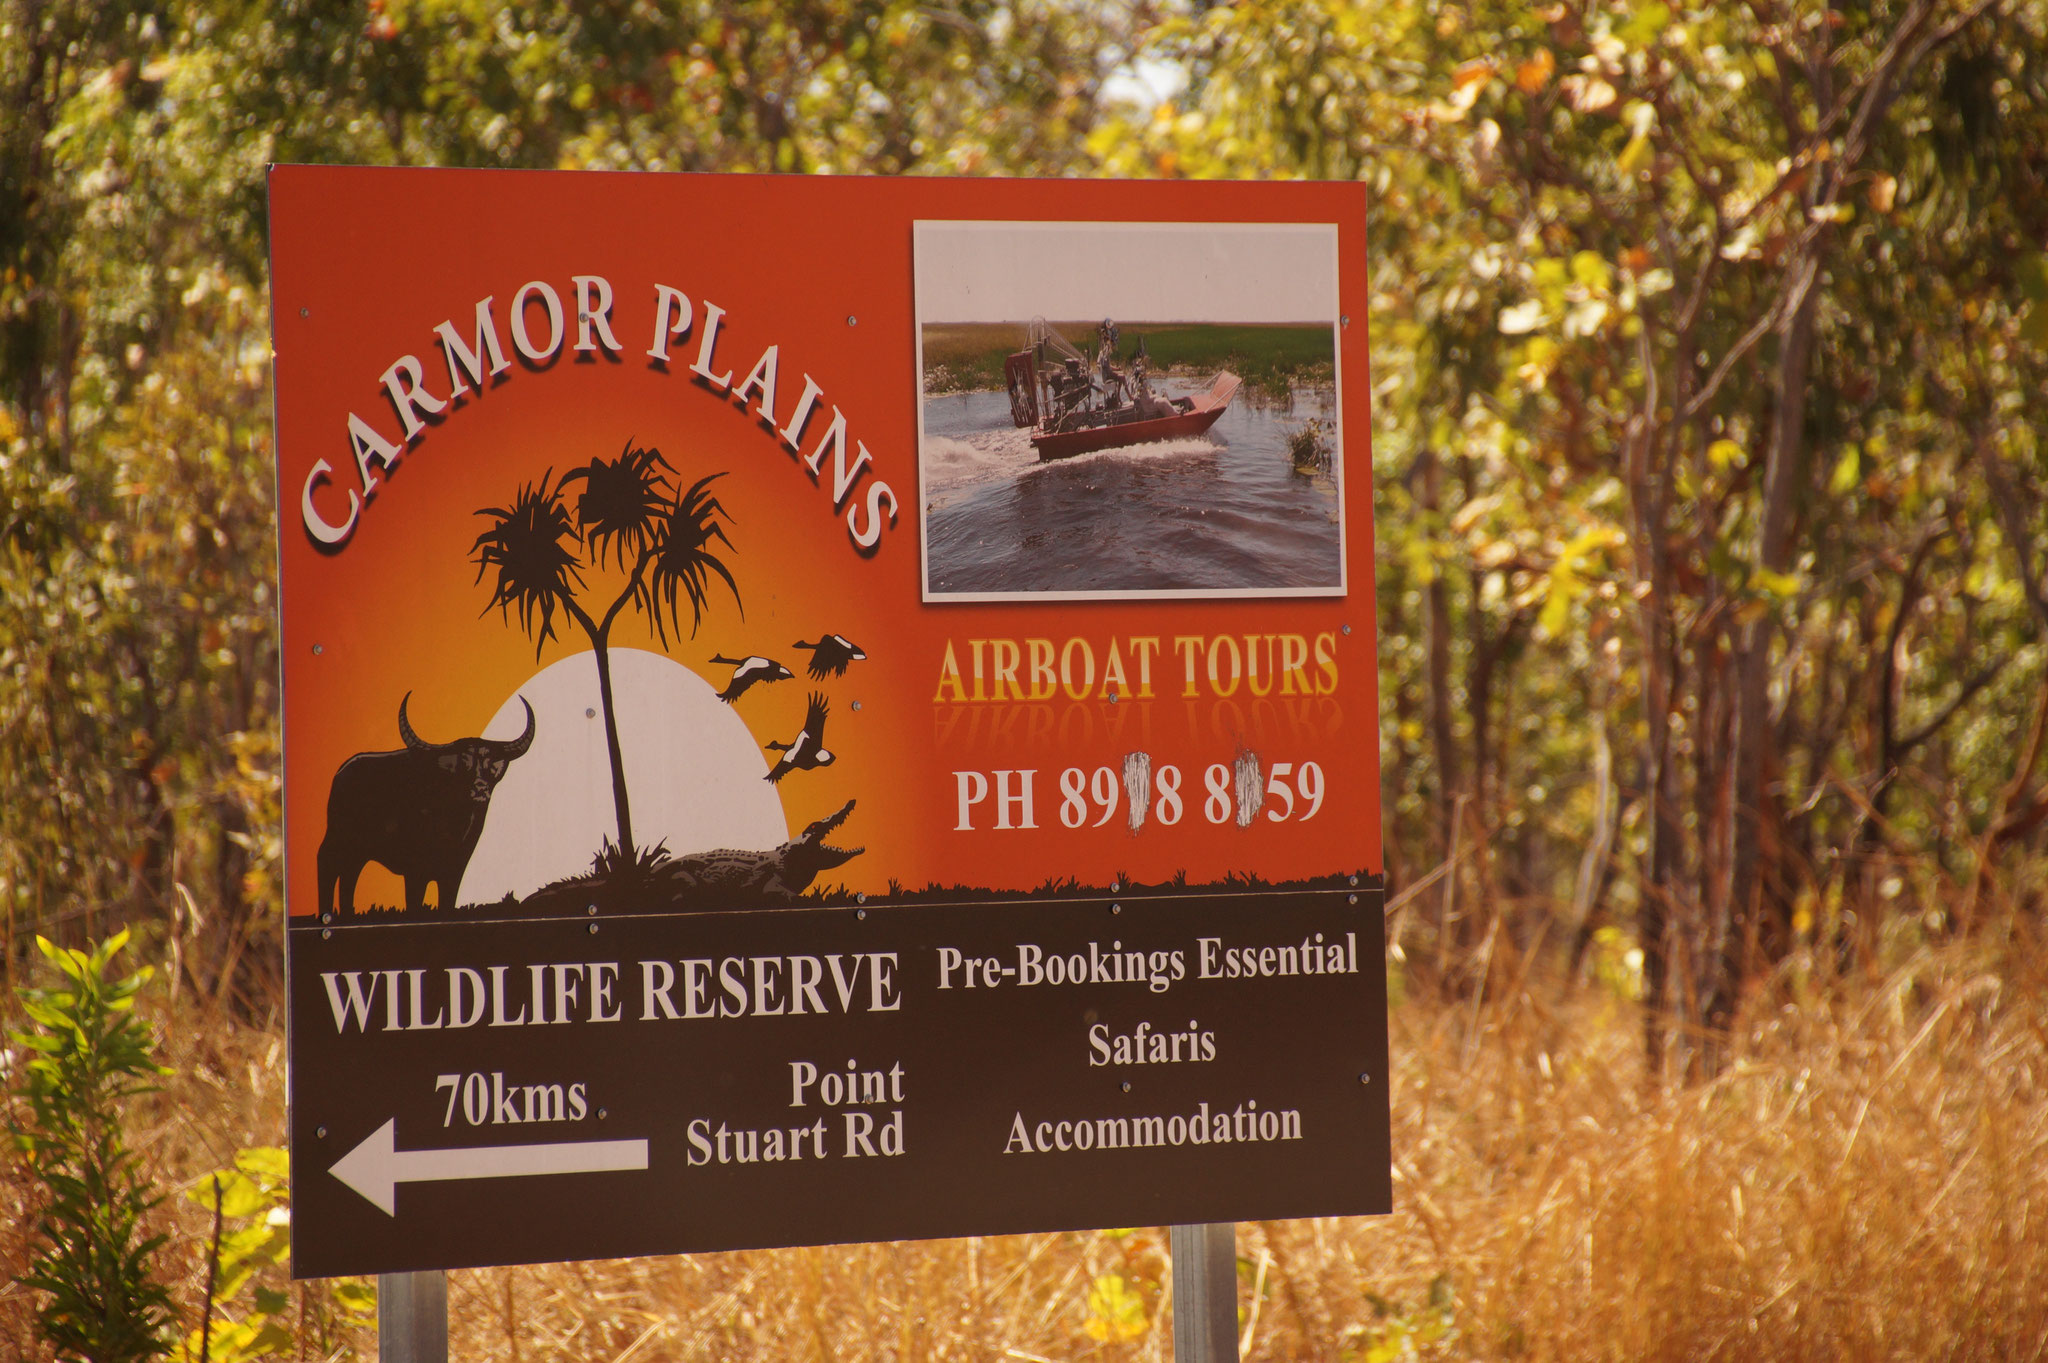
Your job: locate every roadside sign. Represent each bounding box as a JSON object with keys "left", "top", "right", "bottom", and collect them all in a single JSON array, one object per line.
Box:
[{"left": 270, "top": 167, "right": 1388, "bottom": 1277}]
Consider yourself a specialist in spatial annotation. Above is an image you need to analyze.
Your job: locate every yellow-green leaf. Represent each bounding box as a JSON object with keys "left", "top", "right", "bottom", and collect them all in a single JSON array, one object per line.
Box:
[
  {"left": 2022, "top": 302, "right": 2048, "bottom": 352},
  {"left": 199, "top": 1169, "right": 271, "bottom": 1219},
  {"left": 1402, "top": 537, "right": 1440, "bottom": 585},
  {"left": 332, "top": 1279, "right": 377, "bottom": 1317},
  {"left": 236, "top": 1146, "right": 290, "bottom": 1182},
  {"left": 2018, "top": 252, "right": 2048, "bottom": 303},
  {"left": 1539, "top": 568, "right": 1578, "bottom": 636},
  {"left": 1829, "top": 445, "right": 1861, "bottom": 494},
  {"left": 1617, "top": 128, "right": 1653, "bottom": 175},
  {"left": 1561, "top": 525, "right": 1625, "bottom": 562},
  {"left": 1082, "top": 1272, "right": 1148, "bottom": 1342},
  {"left": 1753, "top": 567, "right": 1802, "bottom": 599},
  {"left": 1618, "top": 2, "right": 1671, "bottom": 46}
]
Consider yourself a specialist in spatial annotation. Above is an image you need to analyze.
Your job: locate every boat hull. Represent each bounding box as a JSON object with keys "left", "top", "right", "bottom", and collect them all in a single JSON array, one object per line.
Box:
[{"left": 1031, "top": 372, "right": 1242, "bottom": 462}]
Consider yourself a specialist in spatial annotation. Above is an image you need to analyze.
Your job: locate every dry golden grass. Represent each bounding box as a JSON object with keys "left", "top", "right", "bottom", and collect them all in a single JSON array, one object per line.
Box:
[
  {"left": 1358, "top": 930, "right": 2048, "bottom": 1363},
  {"left": 5, "top": 924, "right": 2047, "bottom": 1361}
]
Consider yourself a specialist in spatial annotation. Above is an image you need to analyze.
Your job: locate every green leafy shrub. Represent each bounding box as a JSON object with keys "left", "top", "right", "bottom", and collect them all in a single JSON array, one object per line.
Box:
[
  {"left": 175, "top": 1147, "right": 375, "bottom": 1363},
  {"left": 1347, "top": 1275, "right": 1459, "bottom": 1362},
  {"left": 1081, "top": 1272, "right": 1148, "bottom": 1342},
  {"left": 176, "top": 1150, "right": 292, "bottom": 1363},
  {"left": 9, "top": 932, "right": 175, "bottom": 1363}
]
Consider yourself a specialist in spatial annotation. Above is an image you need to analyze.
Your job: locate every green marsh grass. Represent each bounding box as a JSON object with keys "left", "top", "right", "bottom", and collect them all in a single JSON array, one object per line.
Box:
[{"left": 920, "top": 322, "right": 1336, "bottom": 396}]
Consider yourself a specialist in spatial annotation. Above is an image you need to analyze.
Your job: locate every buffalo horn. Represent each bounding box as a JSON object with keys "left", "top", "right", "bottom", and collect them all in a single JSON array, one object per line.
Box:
[
  {"left": 397, "top": 691, "right": 429, "bottom": 750},
  {"left": 499, "top": 698, "right": 537, "bottom": 758}
]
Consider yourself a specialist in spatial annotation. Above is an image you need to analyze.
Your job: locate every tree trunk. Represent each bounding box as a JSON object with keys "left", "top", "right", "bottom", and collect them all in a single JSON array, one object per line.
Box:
[
  {"left": 1419, "top": 448, "right": 1459, "bottom": 854},
  {"left": 1625, "top": 343, "right": 1682, "bottom": 1080},
  {"left": 589, "top": 634, "right": 636, "bottom": 861},
  {"left": 1567, "top": 663, "right": 1617, "bottom": 954},
  {"left": 1637, "top": 654, "right": 1680, "bottom": 1081},
  {"left": 1714, "top": 246, "right": 1821, "bottom": 1047}
]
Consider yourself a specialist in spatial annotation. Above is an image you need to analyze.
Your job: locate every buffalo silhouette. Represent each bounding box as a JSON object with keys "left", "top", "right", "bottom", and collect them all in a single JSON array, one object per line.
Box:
[{"left": 317, "top": 693, "right": 535, "bottom": 913}]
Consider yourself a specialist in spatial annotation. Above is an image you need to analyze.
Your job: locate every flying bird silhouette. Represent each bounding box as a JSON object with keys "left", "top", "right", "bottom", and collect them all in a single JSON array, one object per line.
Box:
[
  {"left": 794, "top": 634, "right": 866, "bottom": 678},
  {"left": 711, "top": 653, "right": 793, "bottom": 704},
  {"left": 764, "top": 692, "right": 835, "bottom": 783}
]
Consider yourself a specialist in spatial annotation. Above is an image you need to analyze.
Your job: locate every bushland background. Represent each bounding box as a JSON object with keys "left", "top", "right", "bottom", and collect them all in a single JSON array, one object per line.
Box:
[{"left": 3, "top": 1, "right": 2046, "bottom": 1359}]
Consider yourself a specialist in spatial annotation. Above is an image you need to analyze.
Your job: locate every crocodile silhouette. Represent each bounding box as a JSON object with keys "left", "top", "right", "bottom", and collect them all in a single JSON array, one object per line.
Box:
[{"left": 657, "top": 799, "right": 864, "bottom": 905}]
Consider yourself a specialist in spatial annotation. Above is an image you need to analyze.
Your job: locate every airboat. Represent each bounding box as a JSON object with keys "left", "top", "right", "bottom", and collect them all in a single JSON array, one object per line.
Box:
[{"left": 1002, "top": 319, "right": 1241, "bottom": 462}]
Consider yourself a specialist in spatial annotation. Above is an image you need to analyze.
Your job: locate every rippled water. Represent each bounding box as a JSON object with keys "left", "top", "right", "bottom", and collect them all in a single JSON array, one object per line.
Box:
[{"left": 920, "top": 380, "right": 1344, "bottom": 597}]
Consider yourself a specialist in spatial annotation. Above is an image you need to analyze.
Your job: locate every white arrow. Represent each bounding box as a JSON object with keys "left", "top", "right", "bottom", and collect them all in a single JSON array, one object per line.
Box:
[{"left": 330, "top": 1119, "right": 650, "bottom": 1215}]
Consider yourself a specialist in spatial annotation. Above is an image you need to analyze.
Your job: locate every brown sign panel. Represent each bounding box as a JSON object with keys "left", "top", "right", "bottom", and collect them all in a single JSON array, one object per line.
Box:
[
  {"left": 270, "top": 167, "right": 1388, "bottom": 1274},
  {"left": 288, "top": 885, "right": 1387, "bottom": 1277}
]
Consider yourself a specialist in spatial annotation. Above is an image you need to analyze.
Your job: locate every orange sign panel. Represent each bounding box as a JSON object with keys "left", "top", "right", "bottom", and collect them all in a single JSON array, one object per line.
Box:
[{"left": 272, "top": 167, "right": 1387, "bottom": 1275}]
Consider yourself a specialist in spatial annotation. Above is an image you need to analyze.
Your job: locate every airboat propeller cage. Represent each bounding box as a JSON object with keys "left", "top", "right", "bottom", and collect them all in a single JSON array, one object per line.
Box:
[{"left": 1003, "top": 349, "right": 1039, "bottom": 429}]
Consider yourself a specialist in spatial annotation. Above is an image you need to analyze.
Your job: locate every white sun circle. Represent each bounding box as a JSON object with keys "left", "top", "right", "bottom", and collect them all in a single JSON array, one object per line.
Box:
[{"left": 456, "top": 648, "right": 789, "bottom": 905}]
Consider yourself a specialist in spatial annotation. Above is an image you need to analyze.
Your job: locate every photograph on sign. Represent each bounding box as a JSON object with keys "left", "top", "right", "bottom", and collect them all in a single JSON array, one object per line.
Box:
[
  {"left": 914, "top": 220, "right": 1345, "bottom": 601},
  {"left": 269, "top": 168, "right": 1388, "bottom": 1278}
]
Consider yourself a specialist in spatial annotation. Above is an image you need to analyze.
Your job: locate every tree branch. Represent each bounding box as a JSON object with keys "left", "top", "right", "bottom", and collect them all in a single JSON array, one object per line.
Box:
[
  {"left": 596, "top": 542, "right": 660, "bottom": 641},
  {"left": 1878, "top": 524, "right": 1947, "bottom": 772},
  {"left": 1679, "top": 286, "right": 1790, "bottom": 422},
  {"left": 1897, "top": 660, "right": 2010, "bottom": 756},
  {"left": 562, "top": 594, "right": 603, "bottom": 649},
  {"left": 1976, "top": 425, "right": 2048, "bottom": 637},
  {"left": 1830, "top": 0, "right": 1997, "bottom": 187}
]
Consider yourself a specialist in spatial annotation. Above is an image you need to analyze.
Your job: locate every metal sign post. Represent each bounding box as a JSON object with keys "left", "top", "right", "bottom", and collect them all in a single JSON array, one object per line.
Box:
[
  {"left": 1171, "top": 1222, "right": 1240, "bottom": 1362},
  {"left": 378, "top": 1270, "right": 447, "bottom": 1363}
]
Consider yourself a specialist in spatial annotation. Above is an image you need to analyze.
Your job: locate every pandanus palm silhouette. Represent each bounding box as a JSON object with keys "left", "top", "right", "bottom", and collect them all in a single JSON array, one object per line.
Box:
[{"left": 473, "top": 440, "right": 739, "bottom": 864}]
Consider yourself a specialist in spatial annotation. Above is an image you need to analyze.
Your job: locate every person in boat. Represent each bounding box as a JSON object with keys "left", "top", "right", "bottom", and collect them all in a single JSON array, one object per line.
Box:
[
  {"left": 1129, "top": 386, "right": 1174, "bottom": 421},
  {"left": 1096, "top": 318, "right": 1127, "bottom": 410},
  {"left": 1120, "top": 337, "right": 1175, "bottom": 422}
]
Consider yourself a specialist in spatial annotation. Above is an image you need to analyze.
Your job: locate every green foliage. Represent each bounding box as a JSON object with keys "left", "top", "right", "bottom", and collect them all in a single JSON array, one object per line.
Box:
[
  {"left": 174, "top": 1147, "right": 374, "bottom": 1363},
  {"left": 0, "top": 225, "right": 281, "bottom": 1002},
  {"left": 8, "top": 932, "right": 174, "bottom": 1363},
  {"left": 0, "top": 0, "right": 1131, "bottom": 971},
  {"left": 920, "top": 321, "right": 1335, "bottom": 393},
  {"left": 0, "top": 0, "right": 2044, "bottom": 1090},
  {"left": 1080, "top": 1271, "right": 1148, "bottom": 1342},
  {"left": 1589, "top": 924, "right": 1645, "bottom": 1004},
  {"left": 1098, "top": 0, "right": 2048, "bottom": 1058},
  {"left": 0, "top": 6, "right": 2044, "bottom": 1358},
  {"left": 176, "top": 1153, "right": 290, "bottom": 1363},
  {"left": 1350, "top": 1274, "right": 1458, "bottom": 1362}
]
